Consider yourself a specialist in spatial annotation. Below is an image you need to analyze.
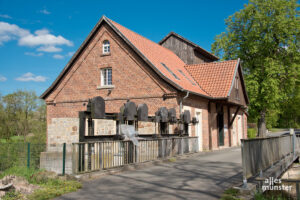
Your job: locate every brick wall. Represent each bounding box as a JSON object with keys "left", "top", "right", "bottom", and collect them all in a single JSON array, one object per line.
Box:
[
  {"left": 44, "top": 23, "right": 180, "bottom": 147},
  {"left": 43, "top": 22, "right": 247, "bottom": 152}
]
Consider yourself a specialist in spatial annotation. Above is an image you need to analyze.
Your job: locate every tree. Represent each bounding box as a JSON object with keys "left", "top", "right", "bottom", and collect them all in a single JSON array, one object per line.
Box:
[
  {"left": 0, "top": 90, "right": 46, "bottom": 141},
  {"left": 212, "top": 0, "right": 300, "bottom": 137},
  {"left": 278, "top": 80, "right": 300, "bottom": 128}
]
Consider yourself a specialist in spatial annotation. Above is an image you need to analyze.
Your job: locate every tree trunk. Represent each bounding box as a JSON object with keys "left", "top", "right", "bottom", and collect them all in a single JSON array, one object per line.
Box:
[{"left": 258, "top": 110, "right": 267, "bottom": 137}]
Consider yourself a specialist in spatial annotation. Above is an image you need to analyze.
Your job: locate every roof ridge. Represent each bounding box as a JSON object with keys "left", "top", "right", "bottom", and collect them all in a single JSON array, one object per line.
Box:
[
  {"left": 107, "top": 18, "right": 179, "bottom": 56},
  {"left": 185, "top": 59, "right": 238, "bottom": 67}
]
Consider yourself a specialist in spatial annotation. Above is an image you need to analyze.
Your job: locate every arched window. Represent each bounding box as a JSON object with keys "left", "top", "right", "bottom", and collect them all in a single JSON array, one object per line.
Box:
[{"left": 103, "top": 40, "right": 110, "bottom": 54}]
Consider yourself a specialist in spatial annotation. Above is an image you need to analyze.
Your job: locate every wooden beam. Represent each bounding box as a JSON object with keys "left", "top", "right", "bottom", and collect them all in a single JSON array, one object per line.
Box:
[
  {"left": 229, "top": 106, "right": 241, "bottom": 128},
  {"left": 208, "top": 101, "right": 212, "bottom": 150},
  {"left": 227, "top": 106, "right": 232, "bottom": 147}
]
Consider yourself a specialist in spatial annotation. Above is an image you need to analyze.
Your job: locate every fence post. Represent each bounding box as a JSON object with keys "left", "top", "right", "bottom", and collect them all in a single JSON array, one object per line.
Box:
[
  {"left": 27, "top": 143, "right": 30, "bottom": 168},
  {"left": 241, "top": 140, "right": 248, "bottom": 188},
  {"left": 62, "top": 143, "right": 66, "bottom": 175},
  {"left": 290, "top": 129, "right": 295, "bottom": 159}
]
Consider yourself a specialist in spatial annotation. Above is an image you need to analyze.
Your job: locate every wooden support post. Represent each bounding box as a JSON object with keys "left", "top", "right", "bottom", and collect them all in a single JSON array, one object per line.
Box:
[
  {"left": 227, "top": 106, "right": 232, "bottom": 147},
  {"left": 296, "top": 182, "right": 300, "bottom": 200},
  {"left": 208, "top": 101, "right": 212, "bottom": 150},
  {"left": 79, "top": 111, "right": 86, "bottom": 142}
]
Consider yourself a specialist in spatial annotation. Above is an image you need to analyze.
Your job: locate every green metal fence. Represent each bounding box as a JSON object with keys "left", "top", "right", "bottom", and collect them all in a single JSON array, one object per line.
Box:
[{"left": 0, "top": 142, "right": 46, "bottom": 171}]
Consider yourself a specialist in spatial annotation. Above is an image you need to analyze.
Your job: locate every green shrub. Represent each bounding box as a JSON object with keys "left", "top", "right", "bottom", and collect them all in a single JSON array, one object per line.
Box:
[
  {"left": 28, "top": 179, "right": 82, "bottom": 200},
  {"left": 254, "top": 191, "right": 289, "bottom": 200},
  {"left": 2, "top": 191, "right": 23, "bottom": 200},
  {"left": 221, "top": 188, "right": 240, "bottom": 200},
  {"left": 247, "top": 128, "right": 257, "bottom": 139}
]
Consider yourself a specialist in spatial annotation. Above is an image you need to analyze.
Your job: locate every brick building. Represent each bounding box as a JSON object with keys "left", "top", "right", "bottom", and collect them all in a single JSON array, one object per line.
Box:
[{"left": 41, "top": 16, "right": 249, "bottom": 152}]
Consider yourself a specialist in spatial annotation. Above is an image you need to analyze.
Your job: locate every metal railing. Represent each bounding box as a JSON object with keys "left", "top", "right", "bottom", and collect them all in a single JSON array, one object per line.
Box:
[
  {"left": 241, "top": 134, "right": 300, "bottom": 180},
  {"left": 72, "top": 137, "right": 198, "bottom": 174}
]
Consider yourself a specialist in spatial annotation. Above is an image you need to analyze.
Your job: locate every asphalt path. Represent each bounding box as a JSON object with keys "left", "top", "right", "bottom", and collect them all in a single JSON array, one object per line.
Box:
[{"left": 57, "top": 148, "right": 242, "bottom": 200}]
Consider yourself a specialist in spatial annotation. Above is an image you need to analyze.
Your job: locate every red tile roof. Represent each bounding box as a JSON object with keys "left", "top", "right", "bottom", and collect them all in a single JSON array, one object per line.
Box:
[
  {"left": 109, "top": 19, "right": 210, "bottom": 97},
  {"left": 41, "top": 16, "right": 240, "bottom": 101},
  {"left": 184, "top": 60, "right": 239, "bottom": 98}
]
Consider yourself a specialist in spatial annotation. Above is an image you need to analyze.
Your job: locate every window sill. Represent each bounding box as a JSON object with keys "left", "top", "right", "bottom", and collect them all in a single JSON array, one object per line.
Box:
[
  {"left": 97, "top": 85, "right": 115, "bottom": 90},
  {"left": 101, "top": 53, "right": 111, "bottom": 57}
]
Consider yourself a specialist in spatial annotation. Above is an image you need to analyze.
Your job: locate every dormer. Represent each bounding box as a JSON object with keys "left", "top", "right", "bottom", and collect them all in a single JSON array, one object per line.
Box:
[{"left": 159, "top": 32, "right": 219, "bottom": 64}]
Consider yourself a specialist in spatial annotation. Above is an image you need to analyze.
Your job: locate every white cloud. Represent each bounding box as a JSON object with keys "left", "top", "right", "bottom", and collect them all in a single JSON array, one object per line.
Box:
[
  {"left": 53, "top": 54, "right": 64, "bottom": 59},
  {"left": 67, "top": 51, "right": 75, "bottom": 56},
  {"left": 0, "top": 21, "right": 73, "bottom": 52},
  {"left": 0, "top": 75, "right": 7, "bottom": 82},
  {"left": 0, "top": 21, "right": 30, "bottom": 44},
  {"left": 19, "top": 28, "right": 73, "bottom": 47},
  {"left": 15, "top": 72, "right": 47, "bottom": 82},
  {"left": 25, "top": 52, "right": 44, "bottom": 56},
  {"left": 0, "top": 14, "right": 12, "bottom": 19},
  {"left": 40, "top": 9, "right": 51, "bottom": 15},
  {"left": 37, "top": 45, "right": 62, "bottom": 52}
]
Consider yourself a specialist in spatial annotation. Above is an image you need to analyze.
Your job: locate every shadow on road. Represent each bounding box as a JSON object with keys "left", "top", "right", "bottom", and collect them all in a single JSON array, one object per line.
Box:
[{"left": 57, "top": 148, "right": 242, "bottom": 200}]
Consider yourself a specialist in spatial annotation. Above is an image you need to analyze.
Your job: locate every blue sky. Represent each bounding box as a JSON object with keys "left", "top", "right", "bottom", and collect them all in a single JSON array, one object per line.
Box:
[{"left": 0, "top": 0, "right": 247, "bottom": 96}]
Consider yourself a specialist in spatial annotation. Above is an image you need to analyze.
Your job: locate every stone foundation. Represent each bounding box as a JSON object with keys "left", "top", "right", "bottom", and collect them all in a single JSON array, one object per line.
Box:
[{"left": 47, "top": 118, "right": 79, "bottom": 152}]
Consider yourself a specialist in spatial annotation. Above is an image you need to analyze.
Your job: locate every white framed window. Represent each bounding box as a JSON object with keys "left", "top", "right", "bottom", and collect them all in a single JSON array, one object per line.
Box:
[
  {"left": 102, "top": 40, "right": 110, "bottom": 54},
  {"left": 101, "top": 68, "right": 112, "bottom": 86}
]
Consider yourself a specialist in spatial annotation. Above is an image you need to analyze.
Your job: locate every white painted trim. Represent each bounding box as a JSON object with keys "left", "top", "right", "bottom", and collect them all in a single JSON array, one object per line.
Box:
[{"left": 195, "top": 108, "right": 203, "bottom": 151}]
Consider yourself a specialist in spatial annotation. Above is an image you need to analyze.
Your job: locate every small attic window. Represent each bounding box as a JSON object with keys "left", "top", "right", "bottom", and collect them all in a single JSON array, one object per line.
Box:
[
  {"left": 161, "top": 63, "right": 180, "bottom": 80},
  {"left": 178, "top": 70, "right": 196, "bottom": 85},
  {"left": 103, "top": 40, "right": 110, "bottom": 54}
]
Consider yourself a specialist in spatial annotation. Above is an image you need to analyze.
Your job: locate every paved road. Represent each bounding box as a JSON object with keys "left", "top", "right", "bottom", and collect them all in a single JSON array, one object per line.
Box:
[{"left": 57, "top": 148, "right": 242, "bottom": 200}]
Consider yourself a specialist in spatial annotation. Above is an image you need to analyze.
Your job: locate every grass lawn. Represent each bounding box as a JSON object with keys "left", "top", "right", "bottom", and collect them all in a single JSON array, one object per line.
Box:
[
  {"left": 269, "top": 128, "right": 288, "bottom": 133},
  {"left": 0, "top": 166, "right": 82, "bottom": 200}
]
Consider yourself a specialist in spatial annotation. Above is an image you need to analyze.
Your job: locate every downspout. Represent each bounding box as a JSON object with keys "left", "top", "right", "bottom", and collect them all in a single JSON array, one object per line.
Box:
[{"left": 179, "top": 91, "right": 190, "bottom": 115}]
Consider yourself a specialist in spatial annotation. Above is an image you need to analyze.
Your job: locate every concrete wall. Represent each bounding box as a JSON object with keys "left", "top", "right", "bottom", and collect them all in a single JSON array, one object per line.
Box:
[
  {"left": 88, "top": 119, "right": 116, "bottom": 136},
  {"left": 40, "top": 151, "right": 73, "bottom": 175},
  {"left": 138, "top": 121, "right": 156, "bottom": 135}
]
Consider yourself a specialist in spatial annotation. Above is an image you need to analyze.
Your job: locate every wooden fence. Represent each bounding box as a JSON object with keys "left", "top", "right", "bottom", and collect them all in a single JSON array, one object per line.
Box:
[
  {"left": 241, "top": 134, "right": 300, "bottom": 179},
  {"left": 72, "top": 137, "right": 198, "bottom": 174}
]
